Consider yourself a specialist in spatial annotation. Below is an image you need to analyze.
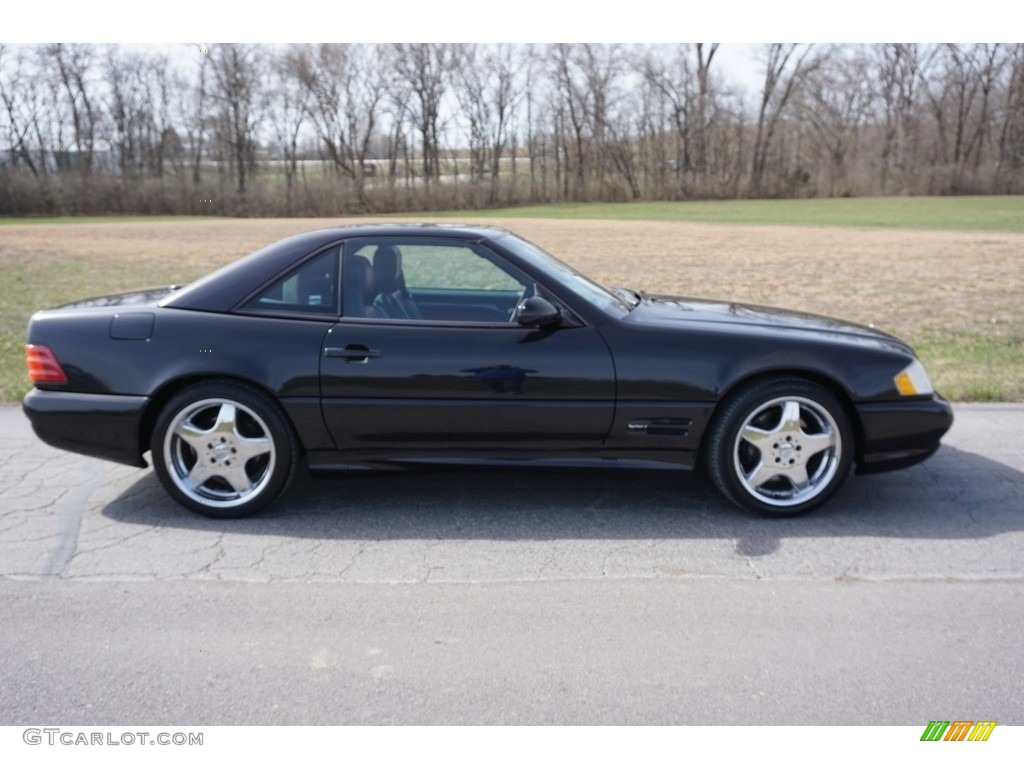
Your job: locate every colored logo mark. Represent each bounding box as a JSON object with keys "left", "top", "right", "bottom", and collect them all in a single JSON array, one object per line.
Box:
[{"left": 920, "top": 720, "right": 996, "bottom": 742}]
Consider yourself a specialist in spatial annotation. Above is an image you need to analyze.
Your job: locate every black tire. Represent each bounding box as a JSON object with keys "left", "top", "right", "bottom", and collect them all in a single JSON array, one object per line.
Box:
[
  {"left": 706, "top": 377, "right": 854, "bottom": 517},
  {"left": 150, "top": 380, "right": 299, "bottom": 518}
]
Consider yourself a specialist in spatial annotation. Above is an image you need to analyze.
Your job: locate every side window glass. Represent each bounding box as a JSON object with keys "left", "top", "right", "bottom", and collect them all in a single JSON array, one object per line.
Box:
[
  {"left": 243, "top": 247, "right": 339, "bottom": 315},
  {"left": 346, "top": 240, "right": 529, "bottom": 323},
  {"left": 402, "top": 245, "right": 524, "bottom": 292}
]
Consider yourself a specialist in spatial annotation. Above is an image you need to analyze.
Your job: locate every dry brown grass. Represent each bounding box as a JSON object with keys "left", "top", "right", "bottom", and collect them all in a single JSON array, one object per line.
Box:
[
  {"left": 3, "top": 217, "right": 1022, "bottom": 401},
  {"left": 476, "top": 219, "right": 1020, "bottom": 331}
]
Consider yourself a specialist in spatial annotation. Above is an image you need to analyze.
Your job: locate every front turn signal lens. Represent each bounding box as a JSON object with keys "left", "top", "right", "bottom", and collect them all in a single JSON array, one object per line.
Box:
[
  {"left": 25, "top": 344, "right": 68, "bottom": 384},
  {"left": 894, "top": 359, "right": 934, "bottom": 396}
]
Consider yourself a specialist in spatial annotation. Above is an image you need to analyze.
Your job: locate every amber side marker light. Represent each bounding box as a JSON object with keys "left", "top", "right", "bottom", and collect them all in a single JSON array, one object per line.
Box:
[
  {"left": 894, "top": 359, "right": 935, "bottom": 397},
  {"left": 25, "top": 344, "right": 68, "bottom": 384}
]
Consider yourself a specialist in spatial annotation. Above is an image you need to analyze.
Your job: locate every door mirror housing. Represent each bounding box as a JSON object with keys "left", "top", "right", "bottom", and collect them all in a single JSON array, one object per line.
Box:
[{"left": 515, "top": 296, "right": 561, "bottom": 328}]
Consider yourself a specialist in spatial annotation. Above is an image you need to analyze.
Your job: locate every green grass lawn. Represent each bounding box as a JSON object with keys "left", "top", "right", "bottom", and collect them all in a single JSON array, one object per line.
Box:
[
  {"left": 426, "top": 196, "right": 1024, "bottom": 233},
  {"left": 4, "top": 195, "right": 1023, "bottom": 232},
  {"left": 913, "top": 327, "right": 1024, "bottom": 403},
  {"left": 0, "top": 215, "right": 214, "bottom": 226}
]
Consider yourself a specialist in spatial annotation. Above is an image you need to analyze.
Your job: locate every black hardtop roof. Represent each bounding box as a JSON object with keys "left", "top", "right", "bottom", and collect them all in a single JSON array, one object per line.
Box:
[
  {"left": 307, "top": 222, "right": 511, "bottom": 239},
  {"left": 163, "top": 223, "right": 513, "bottom": 312}
]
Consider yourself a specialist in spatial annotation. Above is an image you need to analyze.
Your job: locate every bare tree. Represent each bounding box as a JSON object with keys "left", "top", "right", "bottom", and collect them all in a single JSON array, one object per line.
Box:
[
  {"left": 295, "top": 44, "right": 387, "bottom": 209},
  {"left": 4, "top": 42, "right": 1024, "bottom": 216},
  {"left": 207, "top": 44, "right": 265, "bottom": 197},
  {"left": 383, "top": 70, "right": 412, "bottom": 191},
  {"left": 750, "top": 43, "right": 817, "bottom": 195},
  {"left": 179, "top": 45, "right": 210, "bottom": 188},
  {"left": 694, "top": 43, "right": 719, "bottom": 183},
  {"left": 578, "top": 43, "right": 623, "bottom": 194},
  {"left": 549, "top": 43, "right": 626, "bottom": 200},
  {"left": 920, "top": 44, "right": 1006, "bottom": 192},
  {"left": 391, "top": 43, "right": 457, "bottom": 186},
  {"left": 147, "top": 53, "right": 182, "bottom": 182},
  {"left": 519, "top": 44, "right": 551, "bottom": 202},
  {"left": 104, "top": 46, "right": 151, "bottom": 177},
  {"left": 642, "top": 44, "right": 730, "bottom": 196},
  {"left": 873, "top": 44, "right": 927, "bottom": 192},
  {"left": 454, "top": 44, "right": 522, "bottom": 205},
  {"left": 967, "top": 44, "right": 1007, "bottom": 174},
  {"left": 551, "top": 43, "right": 590, "bottom": 199},
  {"left": 604, "top": 96, "right": 643, "bottom": 199},
  {"left": 800, "top": 46, "right": 873, "bottom": 196},
  {"left": 0, "top": 46, "right": 44, "bottom": 178},
  {"left": 997, "top": 44, "right": 1024, "bottom": 190},
  {"left": 44, "top": 43, "right": 99, "bottom": 174},
  {"left": 268, "top": 47, "right": 310, "bottom": 214},
  {"left": 642, "top": 46, "right": 695, "bottom": 194}
]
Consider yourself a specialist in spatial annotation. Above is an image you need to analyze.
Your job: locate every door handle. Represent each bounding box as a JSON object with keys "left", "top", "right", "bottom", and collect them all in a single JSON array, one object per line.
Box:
[{"left": 325, "top": 344, "right": 381, "bottom": 363}]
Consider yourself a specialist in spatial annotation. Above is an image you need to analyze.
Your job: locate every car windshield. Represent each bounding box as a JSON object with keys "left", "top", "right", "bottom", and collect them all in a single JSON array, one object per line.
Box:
[{"left": 493, "top": 232, "right": 633, "bottom": 313}]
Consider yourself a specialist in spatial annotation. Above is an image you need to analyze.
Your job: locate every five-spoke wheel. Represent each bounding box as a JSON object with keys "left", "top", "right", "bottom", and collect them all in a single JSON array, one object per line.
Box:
[
  {"left": 151, "top": 381, "right": 298, "bottom": 518},
  {"left": 707, "top": 378, "right": 853, "bottom": 516}
]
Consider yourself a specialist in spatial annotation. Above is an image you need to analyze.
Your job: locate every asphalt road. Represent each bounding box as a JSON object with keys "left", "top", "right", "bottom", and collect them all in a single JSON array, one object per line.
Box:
[{"left": 1, "top": 403, "right": 1022, "bottom": 725}]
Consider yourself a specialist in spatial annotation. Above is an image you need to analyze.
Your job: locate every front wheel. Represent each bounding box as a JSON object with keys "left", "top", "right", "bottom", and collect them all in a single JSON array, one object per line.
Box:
[
  {"left": 706, "top": 378, "right": 854, "bottom": 516},
  {"left": 151, "top": 380, "right": 299, "bottom": 518}
]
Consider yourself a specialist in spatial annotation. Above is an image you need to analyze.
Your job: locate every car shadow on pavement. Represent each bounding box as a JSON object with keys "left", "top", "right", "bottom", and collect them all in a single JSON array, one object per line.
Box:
[{"left": 99, "top": 445, "right": 1024, "bottom": 544}]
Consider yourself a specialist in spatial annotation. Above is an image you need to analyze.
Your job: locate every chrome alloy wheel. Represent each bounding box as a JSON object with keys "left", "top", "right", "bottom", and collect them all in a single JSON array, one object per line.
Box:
[
  {"left": 162, "top": 397, "right": 277, "bottom": 509},
  {"left": 732, "top": 395, "right": 841, "bottom": 508}
]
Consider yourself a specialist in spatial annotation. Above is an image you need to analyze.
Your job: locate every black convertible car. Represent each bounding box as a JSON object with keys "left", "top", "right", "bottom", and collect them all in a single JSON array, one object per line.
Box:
[{"left": 24, "top": 224, "right": 952, "bottom": 518}]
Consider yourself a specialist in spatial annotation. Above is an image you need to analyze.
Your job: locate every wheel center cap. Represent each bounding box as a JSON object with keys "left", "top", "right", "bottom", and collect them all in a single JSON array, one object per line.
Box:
[
  {"left": 778, "top": 443, "right": 797, "bottom": 461},
  {"left": 213, "top": 443, "right": 231, "bottom": 459}
]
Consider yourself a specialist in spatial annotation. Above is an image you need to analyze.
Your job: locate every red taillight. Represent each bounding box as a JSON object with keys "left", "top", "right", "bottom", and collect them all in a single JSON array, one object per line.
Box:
[{"left": 25, "top": 344, "right": 68, "bottom": 384}]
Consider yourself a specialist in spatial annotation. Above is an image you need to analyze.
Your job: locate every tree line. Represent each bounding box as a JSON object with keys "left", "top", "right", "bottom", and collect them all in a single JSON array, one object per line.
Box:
[{"left": 1, "top": 43, "right": 1022, "bottom": 217}]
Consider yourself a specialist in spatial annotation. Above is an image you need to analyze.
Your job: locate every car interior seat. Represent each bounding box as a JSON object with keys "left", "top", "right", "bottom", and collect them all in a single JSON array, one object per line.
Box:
[
  {"left": 342, "top": 254, "right": 377, "bottom": 318},
  {"left": 372, "top": 245, "right": 423, "bottom": 320}
]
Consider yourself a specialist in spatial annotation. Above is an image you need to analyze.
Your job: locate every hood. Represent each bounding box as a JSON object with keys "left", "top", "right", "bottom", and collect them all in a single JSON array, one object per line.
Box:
[
  {"left": 54, "top": 285, "right": 185, "bottom": 310},
  {"left": 631, "top": 293, "right": 912, "bottom": 351}
]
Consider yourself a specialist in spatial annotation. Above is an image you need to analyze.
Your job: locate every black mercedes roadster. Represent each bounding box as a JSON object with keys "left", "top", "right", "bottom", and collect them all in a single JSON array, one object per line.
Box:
[{"left": 24, "top": 224, "right": 952, "bottom": 518}]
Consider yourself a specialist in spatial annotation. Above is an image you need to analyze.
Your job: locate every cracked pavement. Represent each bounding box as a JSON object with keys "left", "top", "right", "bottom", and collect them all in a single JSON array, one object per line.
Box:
[
  {"left": 2, "top": 403, "right": 1023, "bottom": 725},
  {"left": 2, "top": 404, "right": 1022, "bottom": 584}
]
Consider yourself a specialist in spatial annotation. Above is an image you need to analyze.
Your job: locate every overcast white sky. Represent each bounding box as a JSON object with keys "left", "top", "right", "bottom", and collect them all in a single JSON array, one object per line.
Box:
[
  {"left": 109, "top": 42, "right": 766, "bottom": 97},
  {"left": 4, "top": 1, "right": 1017, "bottom": 44},
  {"left": 3, "top": 0, "right": 1016, "bottom": 112}
]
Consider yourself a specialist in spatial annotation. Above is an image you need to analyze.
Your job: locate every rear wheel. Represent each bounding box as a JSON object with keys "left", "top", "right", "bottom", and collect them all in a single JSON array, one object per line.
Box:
[
  {"left": 151, "top": 381, "right": 299, "bottom": 518},
  {"left": 706, "top": 378, "right": 854, "bottom": 516}
]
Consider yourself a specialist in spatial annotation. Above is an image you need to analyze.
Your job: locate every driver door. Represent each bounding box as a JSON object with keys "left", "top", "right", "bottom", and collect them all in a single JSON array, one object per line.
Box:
[{"left": 319, "top": 237, "right": 616, "bottom": 457}]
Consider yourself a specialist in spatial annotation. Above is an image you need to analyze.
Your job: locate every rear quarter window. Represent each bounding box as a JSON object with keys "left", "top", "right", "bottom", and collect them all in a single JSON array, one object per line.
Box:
[{"left": 242, "top": 247, "right": 340, "bottom": 316}]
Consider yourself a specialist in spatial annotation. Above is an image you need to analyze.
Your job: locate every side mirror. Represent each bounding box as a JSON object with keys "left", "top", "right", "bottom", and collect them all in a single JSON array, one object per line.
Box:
[{"left": 515, "top": 296, "right": 561, "bottom": 328}]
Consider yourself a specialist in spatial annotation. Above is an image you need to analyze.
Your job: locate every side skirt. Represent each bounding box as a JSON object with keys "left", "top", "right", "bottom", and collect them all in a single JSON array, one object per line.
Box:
[{"left": 305, "top": 450, "right": 696, "bottom": 475}]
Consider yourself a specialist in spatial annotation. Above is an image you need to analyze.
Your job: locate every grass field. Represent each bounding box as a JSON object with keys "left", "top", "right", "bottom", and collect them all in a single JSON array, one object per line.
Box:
[
  {"left": 427, "top": 196, "right": 1024, "bottom": 233},
  {"left": 1, "top": 198, "right": 1022, "bottom": 403},
  {"left": 5, "top": 195, "right": 1024, "bottom": 232}
]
